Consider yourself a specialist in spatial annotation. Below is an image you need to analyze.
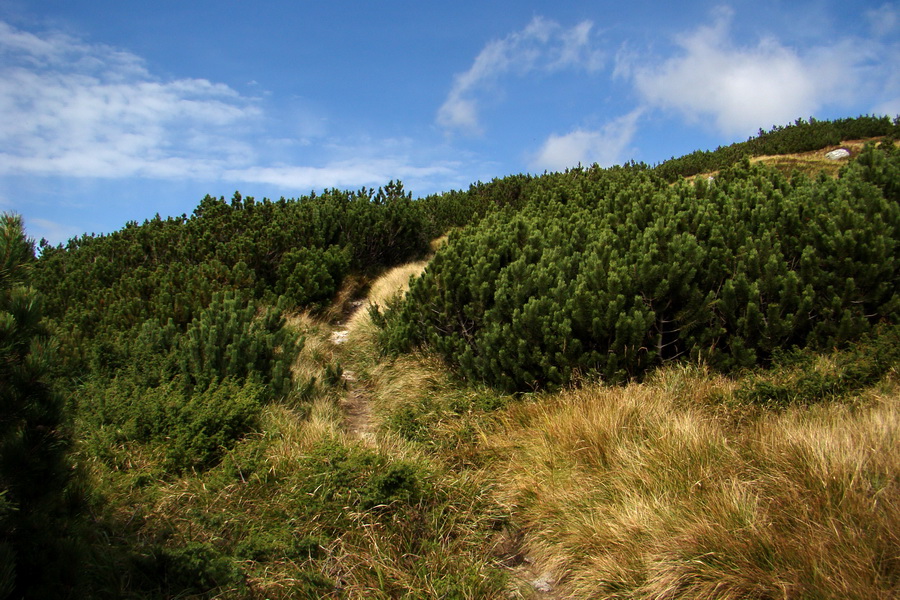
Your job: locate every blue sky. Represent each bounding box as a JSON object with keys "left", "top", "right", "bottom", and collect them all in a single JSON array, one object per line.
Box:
[{"left": 2, "top": 1, "right": 898, "bottom": 245}]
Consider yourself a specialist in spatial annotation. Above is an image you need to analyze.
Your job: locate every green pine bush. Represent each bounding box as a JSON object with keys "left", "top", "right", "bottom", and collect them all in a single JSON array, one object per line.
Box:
[
  {"left": 0, "top": 214, "right": 83, "bottom": 598},
  {"left": 133, "top": 541, "right": 245, "bottom": 598},
  {"left": 177, "top": 291, "right": 300, "bottom": 396},
  {"left": 381, "top": 145, "right": 900, "bottom": 391}
]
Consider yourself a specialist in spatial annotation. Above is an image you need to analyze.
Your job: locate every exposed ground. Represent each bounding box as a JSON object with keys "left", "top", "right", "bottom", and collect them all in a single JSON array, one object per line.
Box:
[
  {"left": 324, "top": 259, "right": 568, "bottom": 598},
  {"left": 337, "top": 370, "right": 375, "bottom": 442},
  {"left": 330, "top": 319, "right": 377, "bottom": 444}
]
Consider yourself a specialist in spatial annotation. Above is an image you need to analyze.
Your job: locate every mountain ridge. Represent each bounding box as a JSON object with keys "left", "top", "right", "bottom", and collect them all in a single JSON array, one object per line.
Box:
[{"left": 3, "top": 115, "right": 898, "bottom": 598}]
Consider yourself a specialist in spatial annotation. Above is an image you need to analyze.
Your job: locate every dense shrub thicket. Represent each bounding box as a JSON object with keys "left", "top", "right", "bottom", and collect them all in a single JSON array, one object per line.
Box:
[
  {"left": 6, "top": 115, "right": 897, "bottom": 597},
  {"left": 417, "top": 165, "right": 656, "bottom": 238},
  {"left": 78, "top": 290, "right": 300, "bottom": 472},
  {"left": 654, "top": 114, "right": 900, "bottom": 181},
  {"left": 379, "top": 144, "right": 900, "bottom": 391},
  {"left": 415, "top": 116, "right": 899, "bottom": 238},
  {"left": 28, "top": 182, "right": 427, "bottom": 479},
  {"left": 35, "top": 181, "right": 426, "bottom": 340}
]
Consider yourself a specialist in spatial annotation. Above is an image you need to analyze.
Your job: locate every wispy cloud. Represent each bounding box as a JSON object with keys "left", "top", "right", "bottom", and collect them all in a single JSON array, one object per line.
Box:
[
  {"left": 625, "top": 8, "right": 884, "bottom": 136},
  {"left": 226, "top": 157, "right": 459, "bottom": 191},
  {"left": 530, "top": 109, "right": 642, "bottom": 172},
  {"left": 866, "top": 3, "right": 899, "bottom": 38},
  {"left": 25, "top": 217, "right": 81, "bottom": 246},
  {"left": 437, "top": 16, "right": 603, "bottom": 135},
  {"left": 0, "top": 21, "right": 261, "bottom": 179},
  {"left": 224, "top": 132, "right": 472, "bottom": 194},
  {"left": 0, "top": 21, "right": 465, "bottom": 194}
]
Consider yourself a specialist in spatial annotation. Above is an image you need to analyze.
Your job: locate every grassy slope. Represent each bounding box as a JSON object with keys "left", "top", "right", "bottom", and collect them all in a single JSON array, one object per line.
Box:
[
  {"left": 81, "top": 147, "right": 898, "bottom": 599},
  {"left": 344, "top": 261, "right": 899, "bottom": 599},
  {"left": 687, "top": 138, "right": 900, "bottom": 181}
]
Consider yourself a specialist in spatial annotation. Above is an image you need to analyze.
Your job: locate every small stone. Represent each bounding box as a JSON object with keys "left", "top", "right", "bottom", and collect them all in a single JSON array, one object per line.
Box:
[
  {"left": 531, "top": 574, "right": 553, "bottom": 593},
  {"left": 330, "top": 330, "right": 349, "bottom": 344},
  {"left": 825, "top": 148, "right": 850, "bottom": 160}
]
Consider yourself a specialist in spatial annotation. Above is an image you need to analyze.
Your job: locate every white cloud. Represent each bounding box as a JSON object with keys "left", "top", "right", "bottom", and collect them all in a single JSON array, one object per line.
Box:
[
  {"left": 437, "top": 16, "right": 604, "bottom": 134},
  {"left": 531, "top": 109, "right": 643, "bottom": 172},
  {"left": 226, "top": 157, "right": 458, "bottom": 190},
  {"left": 629, "top": 10, "right": 875, "bottom": 136},
  {"left": 0, "top": 20, "right": 469, "bottom": 196},
  {"left": 0, "top": 21, "right": 261, "bottom": 179}
]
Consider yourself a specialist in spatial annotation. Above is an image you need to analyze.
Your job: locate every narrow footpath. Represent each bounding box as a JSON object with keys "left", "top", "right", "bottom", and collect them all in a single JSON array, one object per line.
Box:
[{"left": 329, "top": 315, "right": 376, "bottom": 445}]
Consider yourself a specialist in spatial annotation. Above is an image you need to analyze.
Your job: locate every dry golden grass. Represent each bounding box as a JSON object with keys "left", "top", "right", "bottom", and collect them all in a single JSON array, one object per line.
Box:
[
  {"left": 370, "top": 351, "right": 447, "bottom": 409},
  {"left": 341, "top": 237, "right": 442, "bottom": 341},
  {"left": 430, "top": 234, "right": 449, "bottom": 253},
  {"left": 750, "top": 141, "right": 865, "bottom": 178},
  {"left": 481, "top": 368, "right": 900, "bottom": 599},
  {"left": 690, "top": 138, "right": 900, "bottom": 182},
  {"left": 284, "top": 311, "right": 337, "bottom": 384},
  {"left": 367, "top": 260, "right": 429, "bottom": 308},
  {"left": 321, "top": 272, "right": 371, "bottom": 323},
  {"left": 91, "top": 252, "right": 897, "bottom": 599},
  {"left": 343, "top": 260, "right": 429, "bottom": 365},
  {"left": 262, "top": 400, "right": 342, "bottom": 466}
]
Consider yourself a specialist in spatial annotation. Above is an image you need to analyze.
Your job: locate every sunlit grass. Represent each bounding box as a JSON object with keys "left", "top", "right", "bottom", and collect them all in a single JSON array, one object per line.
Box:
[
  {"left": 82, "top": 252, "right": 899, "bottom": 599},
  {"left": 482, "top": 368, "right": 899, "bottom": 599},
  {"left": 688, "top": 138, "right": 900, "bottom": 182},
  {"left": 284, "top": 311, "right": 338, "bottom": 387}
]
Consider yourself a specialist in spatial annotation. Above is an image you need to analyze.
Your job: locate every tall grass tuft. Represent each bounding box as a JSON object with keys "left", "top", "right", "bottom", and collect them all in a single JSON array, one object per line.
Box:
[
  {"left": 342, "top": 260, "right": 429, "bottom": 375},
  {"left": 486, "top": 368, "right": 899, "bottom": 599}
]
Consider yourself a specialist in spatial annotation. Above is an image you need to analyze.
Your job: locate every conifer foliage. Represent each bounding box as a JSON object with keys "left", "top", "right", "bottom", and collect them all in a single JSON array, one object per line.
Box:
[
  {"left": 28, "top": 182, "right": 426, "bottom": 474},
  {"left": 381, "top": 144, "right": 900, "bottom": 391},
  {"left": 33, "top": 182, "right": 427, "bottom": 342},
  {"left": 75, "top": 294, "right": 301, "bottom": 473},
  {"left": 0, "top": 214, "right": 80, "bottom": 598},
  {"left": 178, "top": 291, "right": 298, "bottom": 395},
  {"left": 655, "top": 114, "right": 900, "bottom": 181}
]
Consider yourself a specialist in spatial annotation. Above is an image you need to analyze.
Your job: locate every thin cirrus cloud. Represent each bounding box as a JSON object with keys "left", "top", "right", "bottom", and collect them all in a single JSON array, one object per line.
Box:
[
  {"left": 25, "top": 217, "right": 81, "bottom": 246},
  {"left": 437, "top": 16, "right": 604, "bottom": 135},
  {"left": 623, "top": 8, "right": 887, "bottom": 137},
  {"left": 866, "top": 2, "right": 899, "bottom": 38}
]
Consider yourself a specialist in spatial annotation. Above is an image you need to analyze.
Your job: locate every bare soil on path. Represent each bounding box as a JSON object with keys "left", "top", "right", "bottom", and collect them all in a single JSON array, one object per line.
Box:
[{"left": 336, "top": 368, "right": 376, "bottom": 444}]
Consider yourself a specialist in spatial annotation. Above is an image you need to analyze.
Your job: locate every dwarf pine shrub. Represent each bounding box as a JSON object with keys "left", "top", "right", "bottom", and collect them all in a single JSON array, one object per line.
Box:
[
  {"left": 381, "top": 145, "right": 900, "bottom": 391},
  {"left": 177, "top": 290, "right": 300, "bottom": 397}
]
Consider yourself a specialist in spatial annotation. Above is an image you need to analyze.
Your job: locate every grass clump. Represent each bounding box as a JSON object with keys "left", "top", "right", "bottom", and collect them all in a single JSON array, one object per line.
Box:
[
  {"left": 484, "top": 367, "right": 899, "bottom": 599},
  {"left": 79, "top": 386, "right": 509, "bottom": 599}
]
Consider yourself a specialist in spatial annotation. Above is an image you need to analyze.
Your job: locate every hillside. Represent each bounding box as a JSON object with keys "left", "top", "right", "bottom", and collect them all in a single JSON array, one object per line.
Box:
[{"left": 2, "top": 116, "right": 899, "bottom": 599}]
